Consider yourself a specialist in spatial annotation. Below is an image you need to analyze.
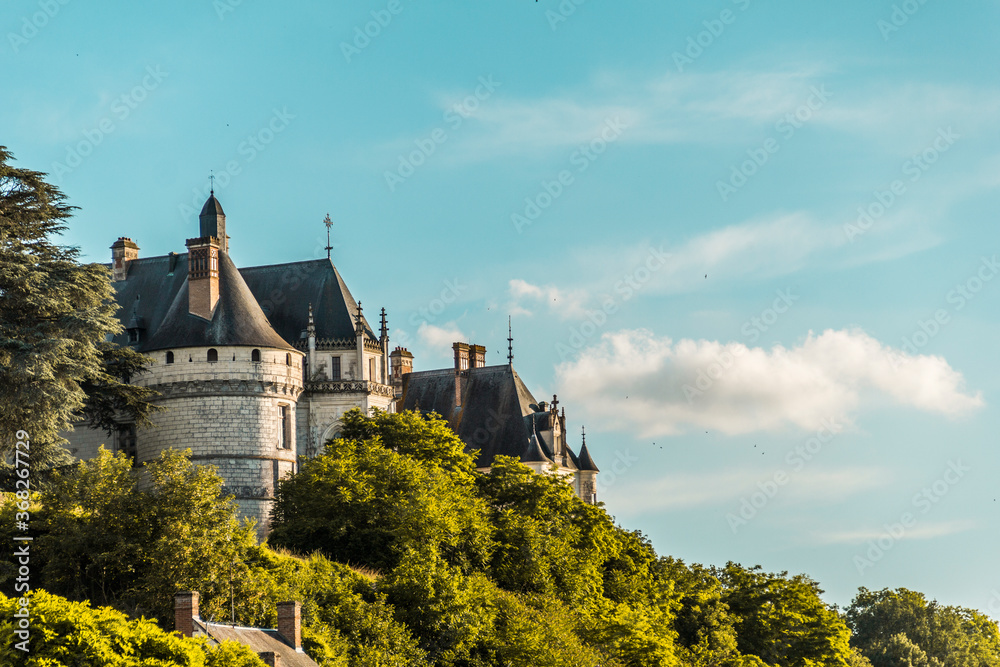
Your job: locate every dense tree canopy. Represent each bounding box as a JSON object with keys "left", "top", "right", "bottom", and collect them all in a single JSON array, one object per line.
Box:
[{"left": 4, "top": 405, "right": 998, "bottom": 666}]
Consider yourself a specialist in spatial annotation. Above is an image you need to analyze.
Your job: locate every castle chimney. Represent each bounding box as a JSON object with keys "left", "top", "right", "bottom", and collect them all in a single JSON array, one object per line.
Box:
[
  {"left": 469, "top": 344, "right": 486, "bottom": 369},
  {"left": 185, "top": 236, "right": 220, "bottom": 320},
  {"left": 276, "top": 601, "right": 301, "bottom": 650},
  {"left": 258, "top": 653, "right": 281, "bottom": 667},
  {"left": 390, "top": 347, "right": 413, "bottom": 399},
  {"left": 174, "top": 591, "right": 199, "bottom": 637},
  {"left": 110, "top": 237, "right": 139, "bottom": 282},
  {"left": 453, "top": 342, "right": 470, "bottom": 408}
]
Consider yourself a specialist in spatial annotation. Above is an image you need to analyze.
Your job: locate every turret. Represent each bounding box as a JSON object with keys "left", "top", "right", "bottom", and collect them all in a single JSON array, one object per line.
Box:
[{"left": 199, "top": 192, "right": 228, "bottom": 253}]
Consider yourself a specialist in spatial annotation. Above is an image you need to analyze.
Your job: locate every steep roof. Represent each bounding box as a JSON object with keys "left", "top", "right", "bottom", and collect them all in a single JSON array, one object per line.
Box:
[
  {"left": 401, "top": 365, "right": 586, "bottom": 469},
  {"left": 141, "top": 252, "right": 294, "bottom": 352},
  {"left": 577, "top": 442, "right": 600, "bottom": 472},
  {"left": 240, "top": 258, "right": 377, "bottom": 344},
  {"left": 105, "top": 254, "right": 376, "bottom": 351}
]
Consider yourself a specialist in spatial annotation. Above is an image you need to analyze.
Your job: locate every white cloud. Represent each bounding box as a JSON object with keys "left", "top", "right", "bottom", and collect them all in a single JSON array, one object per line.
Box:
[
  {"left": 555, "top": 328, "right": 983, "bottom": 438},
  {"left": 417, "top": 321, "right": 467, "bottom": 350}
]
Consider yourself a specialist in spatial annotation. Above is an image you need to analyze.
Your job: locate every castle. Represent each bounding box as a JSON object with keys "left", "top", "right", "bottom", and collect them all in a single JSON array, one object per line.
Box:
[{"left": 66, "top": 193, "right": 599, "bottom": 533}]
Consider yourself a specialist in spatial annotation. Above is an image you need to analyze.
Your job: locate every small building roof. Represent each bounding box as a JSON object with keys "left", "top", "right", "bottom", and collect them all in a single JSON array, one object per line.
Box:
[{"left": 195, "top": 619, "right": 319, "bottom": 667}]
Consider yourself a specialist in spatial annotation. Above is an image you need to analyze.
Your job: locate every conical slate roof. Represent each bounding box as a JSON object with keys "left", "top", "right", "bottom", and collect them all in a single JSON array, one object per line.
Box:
[
  {"left": 141, "top": 251, "right": 294, "bottom": 352},
  {"left": 577, "top": 442, "right": 600, "bottom": 472}
]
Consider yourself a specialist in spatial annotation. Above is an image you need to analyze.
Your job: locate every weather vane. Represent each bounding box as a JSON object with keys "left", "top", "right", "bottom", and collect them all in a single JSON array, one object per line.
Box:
[{"left": 324, "top": 213, "right": 333, "bottom": 259}]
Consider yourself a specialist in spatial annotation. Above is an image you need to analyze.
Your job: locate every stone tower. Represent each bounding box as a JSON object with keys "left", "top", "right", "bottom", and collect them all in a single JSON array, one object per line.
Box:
[{"left": 134, "top": 195, "right": 303, "bottom": 535}]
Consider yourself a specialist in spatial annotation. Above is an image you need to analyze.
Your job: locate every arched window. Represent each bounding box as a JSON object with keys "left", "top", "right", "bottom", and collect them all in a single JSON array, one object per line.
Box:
[
  {"left": 251, "top": 349, "right": 261, "bottom": 362},
  {"left": 207, "top": 348, "right": 218, "bottom": 362},
  {"left": 166, "top": 351, "right": 174, "bottom": 364},
  {"left": 286, "top": 353, "right": 292, "bottom": 366}
]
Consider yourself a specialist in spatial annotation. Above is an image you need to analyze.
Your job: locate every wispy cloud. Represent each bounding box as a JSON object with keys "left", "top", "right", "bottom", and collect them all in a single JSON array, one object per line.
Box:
[
  {"left": 556, "top": 328, "right": 983, "bottom": 438},
  {"left": 381, "top": 67, "right": 1000, "bottom": 163},
  {"left": 609, "top": 466, "right": 891, "bottom": 515},
  {"left": 817, "top": 519, "right": 977, "bottom": 545}
]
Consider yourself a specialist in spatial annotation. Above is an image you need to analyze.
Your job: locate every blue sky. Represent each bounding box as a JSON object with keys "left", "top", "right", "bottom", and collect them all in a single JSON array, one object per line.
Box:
[{"left": 4, "top": 0, "right": 1000, "bottom": 615}]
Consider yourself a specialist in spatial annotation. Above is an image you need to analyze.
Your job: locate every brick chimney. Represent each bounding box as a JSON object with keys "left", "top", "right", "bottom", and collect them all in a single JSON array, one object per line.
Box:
[
  {"left": 174, "top": 591, "right": 199, "bottom": 637},
  {"left": 258, "top": 653, "right": 281, "bottom": 667},
  {"left": 110, "top": 237, "right": 139, "bottom": 282},
  {"left": 276, "top": 601, "right": 301, "bottom": 650},
  {"left": 185, "top": 236, "right": 221, "bottom": 320}
]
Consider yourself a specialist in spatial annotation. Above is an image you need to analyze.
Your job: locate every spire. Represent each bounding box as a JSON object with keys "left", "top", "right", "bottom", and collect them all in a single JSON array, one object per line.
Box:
[
  {"left": 379, "top": 307, "right": 388, "bottom": 342},
  {"left": 354, "top": 302, "right": 364, "bottom": 336},
  {"left": 198, "top": 191, "right": 227, "bottom": 253},
  {"left": 507, "top": 316, "right": 514, "bottom": 366},
  {"left": 577, "top": 426, "right": 600, "bottom": 472},
  {"left": 324, "top": 213, "right": 333, "bottom": 260}
]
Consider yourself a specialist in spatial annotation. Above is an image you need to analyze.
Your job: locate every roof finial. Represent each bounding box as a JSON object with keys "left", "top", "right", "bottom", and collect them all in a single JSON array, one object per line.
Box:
[
  {"left": 507, "top": 316, "right": 514, "bottom": 366},
  {"left": 379, "top": 307, "right": 388, "bottom": 342},
  {"left": 354, "top": 301, "right": 364, "bottom": 336},
  {"left": 324, "top": 213, "right": 333, "bottom": 260},
  {"left": 582, "top": 425, "right": 586, "bottom": 445},
  {"left": 209, "top": 170, "right": 215, "bottom": 196},
  {"left": 307, "top": 302, "right": 315, "bottom": 336}
]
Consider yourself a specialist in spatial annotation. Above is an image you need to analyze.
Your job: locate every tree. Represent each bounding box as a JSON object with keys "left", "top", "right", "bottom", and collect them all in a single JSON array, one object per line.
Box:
[
  {"left": 269, "top": 410, "right": 493, "bottom": 573},
  {"left": 715, "top": 563, "right": 853, "bottom": 667},
  {"left": 847, "top": 588, "right": 1000, "bottom": 667},
  {"left": 0, "top": 146, "right": 159, "bottom": 476},
  {"left": 0, "top": 589, "right": 266, "bottom": 666},
  {"left": 14, "top": 447, "right": 255, "bottom": 623}
]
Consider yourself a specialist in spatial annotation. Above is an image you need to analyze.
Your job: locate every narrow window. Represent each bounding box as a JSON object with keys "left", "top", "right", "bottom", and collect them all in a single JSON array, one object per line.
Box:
[
  {"left": 207, "top": 348, "right": 218, "bottom": 362},
  {"left": 251, "top": 349, "right": 261, "bottom": 362},
  {"left": 369, "top": 358, "right": 376, "bottom": 381},
  {"left": 278, "top": 405, "right": 289, "bottom": 449},
  {"left": 286, "top": 353, "right": 292, "bottom": 366},
  {"left": 166, "top": 351, "right": 174, "bottom": 364},
  {"left": 330, "top": 356, "right": 341, "bottom": 380},
  {"left": 117, "top": 424, "right": 137, "bottom": 465}
]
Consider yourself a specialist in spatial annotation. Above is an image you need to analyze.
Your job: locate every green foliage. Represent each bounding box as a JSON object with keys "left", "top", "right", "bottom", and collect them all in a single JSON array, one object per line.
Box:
[
  {"left": 847, "top": 588, "right": 1000, "bottom": 667},
  {"left": 0, "top": 589, "right": 264, "bottom": 666},
  {"left": 0, "top": 147, "right": 159, "bottom": 477},
  {"left": 715, "top": 563, "right": 853, "bottom": 667},
  {"left": 4, "top": 447, "right": 254, "bottom": 624},
  {"left": 338, "top": 408, "right": 480, "bottom": 484},
  {"left": 19, "top": 408, "right": 1000, "bottom": 667},
  {"left": 270, "top": 411, "right": 493, "bottom": 573}
]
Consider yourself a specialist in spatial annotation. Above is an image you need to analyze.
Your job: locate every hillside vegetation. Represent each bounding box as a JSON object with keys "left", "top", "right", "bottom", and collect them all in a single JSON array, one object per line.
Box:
[{"left": 3, "top": 409, "right": 998, "bottom": 667}]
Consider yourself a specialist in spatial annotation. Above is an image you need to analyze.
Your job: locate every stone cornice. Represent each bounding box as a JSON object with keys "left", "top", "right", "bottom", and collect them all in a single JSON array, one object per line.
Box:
[
  {"left": 148, "top": 378, "right": 303, "bottom": 400},
  {"left": 305, "top": 379, "right": 395, "bottom": 398}
]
